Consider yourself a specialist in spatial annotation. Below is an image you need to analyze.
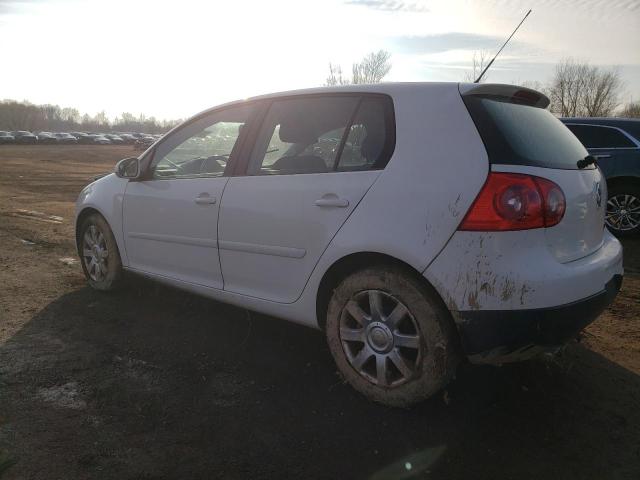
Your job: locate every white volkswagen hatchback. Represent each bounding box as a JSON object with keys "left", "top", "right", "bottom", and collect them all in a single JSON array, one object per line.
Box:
[{"left": 76, "top": 83, "right": 623, "bottom": 406}]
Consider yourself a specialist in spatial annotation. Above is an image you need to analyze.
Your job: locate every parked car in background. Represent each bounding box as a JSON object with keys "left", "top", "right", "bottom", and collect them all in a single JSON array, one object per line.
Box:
[
  {"left": 53, "top": 132, "right": 78, "bottom": 144},
  {"left": 71, "top": 132, "right": 88, "bottom": 139},
  {"left": 77, "top": 134, "right": 94, "bottom": 144},
  {"left": 76, "top": 83, "right": 622, "bottom": 407},
  {"left": 0, "top": 131, "right": 15, "bottom": 144},
  {"left": 93, "top": 135, "right": 111, "bottom": 145},
  {"left": 11, "top": 131, "right": 38, "bottom": 144},
  {"left": 561, "top": 118, "right": 640, "bottom": 236},
  {"left": 105, "top": 134, "right": 124, "bottom": 144},
  {"left": 118, "top": 133, "right": 137, "bottom": 144},
  {"left": 133, "top": 136, "right": 155, "bottom": 150},
  {"left": 77, "top": 134, "right": 109, "bottom": 145},
  {"left": 37, "top": 132, "right": 57, "bottom": 144}
]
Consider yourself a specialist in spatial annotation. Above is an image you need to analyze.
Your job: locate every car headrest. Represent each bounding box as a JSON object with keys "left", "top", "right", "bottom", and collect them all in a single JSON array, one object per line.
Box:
[{"left": 279, "top": 121, "right": 318, "bottom": 145}]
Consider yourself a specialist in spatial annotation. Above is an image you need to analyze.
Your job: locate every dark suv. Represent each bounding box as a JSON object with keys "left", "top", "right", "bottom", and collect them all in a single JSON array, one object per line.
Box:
[{"left": 561, "top": 118, "right": 640, "bottom": 236}]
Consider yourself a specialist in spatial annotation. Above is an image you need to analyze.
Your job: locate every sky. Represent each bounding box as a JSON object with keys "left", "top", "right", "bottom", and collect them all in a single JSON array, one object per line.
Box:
[{"left": 1, "top": 0, "right": 639, "bottom": 121}]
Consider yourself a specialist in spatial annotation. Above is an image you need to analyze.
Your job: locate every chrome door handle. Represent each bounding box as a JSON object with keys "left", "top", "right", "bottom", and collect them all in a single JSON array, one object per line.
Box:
[
  {"left": 314, "top": 194, "right": 349, "bottom": 208},
  {"left": 593, "top": 154, "right": 611, "bottom": 159},
  {"left": 194, "top": 194, "right": 217, "bottom": 205}
]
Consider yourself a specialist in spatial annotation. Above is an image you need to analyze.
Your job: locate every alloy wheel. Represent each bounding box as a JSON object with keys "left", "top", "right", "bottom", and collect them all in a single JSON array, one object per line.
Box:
[
  {"left": 82, "top": 224, "right": 109, "bottom": 282},
  {"left": 339, "top": 290, "right": 422, "bottom": 387},
  {"left": 606, "top": 194, "right": 640, "bottom": 232}
]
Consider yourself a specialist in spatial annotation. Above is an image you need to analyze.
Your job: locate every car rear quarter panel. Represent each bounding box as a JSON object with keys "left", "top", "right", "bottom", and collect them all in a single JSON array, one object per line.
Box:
[{"left": 295, "top": 83, "right": 489, "bottom": 324}]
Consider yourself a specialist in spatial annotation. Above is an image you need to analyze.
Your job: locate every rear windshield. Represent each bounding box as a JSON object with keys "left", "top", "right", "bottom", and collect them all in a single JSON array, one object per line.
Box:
[{"left": 463, "top": 95, "right": 589, "bottom": 170}]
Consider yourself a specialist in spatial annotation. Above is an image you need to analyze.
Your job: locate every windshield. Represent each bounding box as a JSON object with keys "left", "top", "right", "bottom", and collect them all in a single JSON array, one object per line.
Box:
[{"left": 463, "top": 95, "right": 589, "bottom": 170}]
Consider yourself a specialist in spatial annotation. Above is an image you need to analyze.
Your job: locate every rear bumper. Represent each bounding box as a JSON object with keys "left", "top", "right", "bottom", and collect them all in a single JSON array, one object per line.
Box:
[{"left": 457, "top": 274, "right": 623, "bottom": 364}]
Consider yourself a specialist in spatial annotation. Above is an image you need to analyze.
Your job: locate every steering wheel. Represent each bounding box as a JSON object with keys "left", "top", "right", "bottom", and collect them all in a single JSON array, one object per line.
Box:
[{"left": 162, "top": 157, "right": 182, "bottom": 170}]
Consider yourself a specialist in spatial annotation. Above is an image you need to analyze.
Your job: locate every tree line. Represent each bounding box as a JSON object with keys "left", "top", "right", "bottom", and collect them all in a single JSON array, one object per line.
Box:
[
  {"left": 3, "top": 52, "right": 638, "bottom": 134},
  {"left": 0, "top": 100, "right": 182, "bottom": 134},
  {"left": 327, "top": 51, "right": 640, "bottom": 118}
]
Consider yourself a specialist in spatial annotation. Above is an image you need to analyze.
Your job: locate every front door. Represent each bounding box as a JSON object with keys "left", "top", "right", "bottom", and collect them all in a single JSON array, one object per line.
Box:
[
  {"left": 122, "top": 103, "right": 254, "bottom": 288},
  {"left": 218, "top": 94, "right": 395, "bottom": 303}
]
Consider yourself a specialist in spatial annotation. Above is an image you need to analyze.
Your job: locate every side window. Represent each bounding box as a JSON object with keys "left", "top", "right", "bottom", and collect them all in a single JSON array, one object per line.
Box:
[
  {"left": 337, "top": 97, "right": 395, "bottom": 171},
  {"left": 248, "top": 96, "right": 359, "bottom": 175},
  {"left": 566, "top": 124, "right": 635, "bottom": 149},
  {"left": 151, "top": 104, "right": 253, "bottom": 179}
]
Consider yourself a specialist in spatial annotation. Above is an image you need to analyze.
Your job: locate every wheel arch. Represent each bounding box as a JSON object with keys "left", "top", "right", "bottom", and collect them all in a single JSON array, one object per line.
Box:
[
  {"left": 315, "top": 251, "right": 452, "bottom": 331},
  {"left": 75, "top": 207, "right": 114, "bottom": 253},
  {"left": 606, "top": 175, "right": 640, "bottom": 190}
]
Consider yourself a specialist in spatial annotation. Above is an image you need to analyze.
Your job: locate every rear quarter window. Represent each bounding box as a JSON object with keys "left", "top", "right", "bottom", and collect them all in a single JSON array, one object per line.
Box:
[{"left": 464, "top": 95, "right": 589, "bottom": 170}]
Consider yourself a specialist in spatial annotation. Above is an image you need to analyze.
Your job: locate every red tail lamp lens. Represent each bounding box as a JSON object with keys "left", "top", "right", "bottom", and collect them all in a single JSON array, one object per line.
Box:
[{"left": 459, "top": 173, "right": 565, "bottom": 231}]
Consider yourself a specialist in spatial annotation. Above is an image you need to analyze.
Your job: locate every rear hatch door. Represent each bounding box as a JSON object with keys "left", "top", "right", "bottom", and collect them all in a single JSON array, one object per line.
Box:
[{"left": 461, "top": 83, "right": 605, "bottom": 263}]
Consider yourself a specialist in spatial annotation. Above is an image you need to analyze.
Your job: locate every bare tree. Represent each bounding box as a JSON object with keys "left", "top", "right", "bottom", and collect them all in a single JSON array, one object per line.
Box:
[
  {"left": 325, "top": 50, "right": 392, "bottom": 86},
  {"left": 619, "top": 101, "right": 640, "bottom": 118},
  {"left": 547, "top": 58, "right": 623, "bottom": 117},
  {"left": 326, "top": 63, "right": 348, "bottom": 86},
  {"left": 352, "top": 50, "right": 392, "bottom": 84},
  {"left": 582, "top": 67, "right": 623, "bottom": 116},
  {"left": 517, "top": 80, "right": 546, "bottom": 92},
  {"left": 463, "top": 50, "right": 491, "bottom": 83}
]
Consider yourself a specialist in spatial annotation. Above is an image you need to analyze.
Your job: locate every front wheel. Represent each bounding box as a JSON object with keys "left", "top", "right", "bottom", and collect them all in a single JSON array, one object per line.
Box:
[
  {"left": 325, "top": 265, "right": 459, "bottom": 407},
  {"left": 78, "top": 213, "right": 123, "bottom": 291}
]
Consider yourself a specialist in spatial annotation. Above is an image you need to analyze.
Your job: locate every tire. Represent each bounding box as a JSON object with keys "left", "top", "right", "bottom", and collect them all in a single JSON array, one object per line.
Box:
[
  {"left": 606, "top": 182, "right": 640, "bottom": 237},
  {"left": 78, "top": 213, "right": 123, "bottom": 291},
  {"left": 325, "top": 265, "right": 459, "bottom": 407}
]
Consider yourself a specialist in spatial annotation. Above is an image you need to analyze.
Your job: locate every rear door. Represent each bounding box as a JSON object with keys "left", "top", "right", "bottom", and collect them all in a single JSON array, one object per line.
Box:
[
  {"left": 218, "top": 94, "right": 395, "bottom": 303},
  {"left": 122, "top": 103, "right": 254, "bottom": 288}
]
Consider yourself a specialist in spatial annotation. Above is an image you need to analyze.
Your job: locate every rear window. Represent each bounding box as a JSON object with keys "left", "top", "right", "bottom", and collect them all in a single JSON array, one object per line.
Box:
[{"left": 464, "top": 95, "right": 589, "bottom": 170}]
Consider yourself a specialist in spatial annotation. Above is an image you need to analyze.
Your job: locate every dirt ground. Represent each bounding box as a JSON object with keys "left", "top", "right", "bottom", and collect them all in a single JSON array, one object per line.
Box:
[{"left": 0, "top": 145, "right": 638, "bottom": 479}]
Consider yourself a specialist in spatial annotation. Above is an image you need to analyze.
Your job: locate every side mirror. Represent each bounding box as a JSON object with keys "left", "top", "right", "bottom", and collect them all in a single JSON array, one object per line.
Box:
[{"left": 115, "top": 157, "right": 140, "bottom": 179}]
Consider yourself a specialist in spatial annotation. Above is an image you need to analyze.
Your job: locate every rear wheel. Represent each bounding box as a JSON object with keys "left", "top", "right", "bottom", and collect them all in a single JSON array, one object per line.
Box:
[
  {"left": 325, "top": 265, "right": 459, "bottom": 407},
  {"left": 606, "top": 183, "right": 640, "bottom": 236},
  {"left": 79, "top": 213, "right": 122, "bottom": 291}
]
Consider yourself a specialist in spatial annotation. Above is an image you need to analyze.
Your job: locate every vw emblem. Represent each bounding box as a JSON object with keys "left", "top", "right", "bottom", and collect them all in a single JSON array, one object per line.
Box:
[{"left": 594, "top": 182, "right": 602, "bottom": 208}]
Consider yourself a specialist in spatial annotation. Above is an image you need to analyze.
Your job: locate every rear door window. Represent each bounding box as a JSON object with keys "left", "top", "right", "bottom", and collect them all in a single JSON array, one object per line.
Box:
[
  {"left": 247, "top": 95, "right": 395, "bottom": 175},
  {"left": 249, "top": 96, "right": 358, "bottom": 175},
  {"left": 565, "top": 124, "right": 636, "bottom": 149},
  {"left": 463, "top": 95, "right": 589, "bottom": 170}
]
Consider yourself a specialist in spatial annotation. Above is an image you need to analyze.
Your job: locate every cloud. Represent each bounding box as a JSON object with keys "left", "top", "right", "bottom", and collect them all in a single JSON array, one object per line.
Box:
[
  {"left": 390, "top": 32, "right": 528, "bottom": 54},
  {"left": 0, "top": 0, "right": 42, "bottom": 15},
  {"left": 344, "top": 0, "right": 429, "bottom": 12}
]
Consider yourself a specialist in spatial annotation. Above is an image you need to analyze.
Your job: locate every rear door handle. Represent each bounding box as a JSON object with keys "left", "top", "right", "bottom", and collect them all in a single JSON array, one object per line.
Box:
[
  {"left": 593, "top": 154, "right": 611, "bottom": 159},
  {"left": 194, "top": 193, "right": 217, "bottom": 205},
  {"left": 314, "top": 194, "right": 349, "bottom": 208}
]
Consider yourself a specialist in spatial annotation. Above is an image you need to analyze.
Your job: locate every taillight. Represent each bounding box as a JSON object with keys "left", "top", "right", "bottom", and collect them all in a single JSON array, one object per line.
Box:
[{"left": 459, "top": 173, "right": 565, "bottom": 231}]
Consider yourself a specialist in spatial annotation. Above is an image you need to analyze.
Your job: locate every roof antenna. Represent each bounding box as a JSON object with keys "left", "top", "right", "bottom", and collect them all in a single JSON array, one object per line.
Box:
[{"left": 474, "top": 9, "right": 532, "bottom": 83}]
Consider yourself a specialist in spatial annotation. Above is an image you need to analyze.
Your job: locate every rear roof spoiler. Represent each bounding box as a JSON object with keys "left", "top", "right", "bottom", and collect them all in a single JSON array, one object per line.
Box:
[{"left": 459, "top": 83, "right": 550, "bottom": 109}]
